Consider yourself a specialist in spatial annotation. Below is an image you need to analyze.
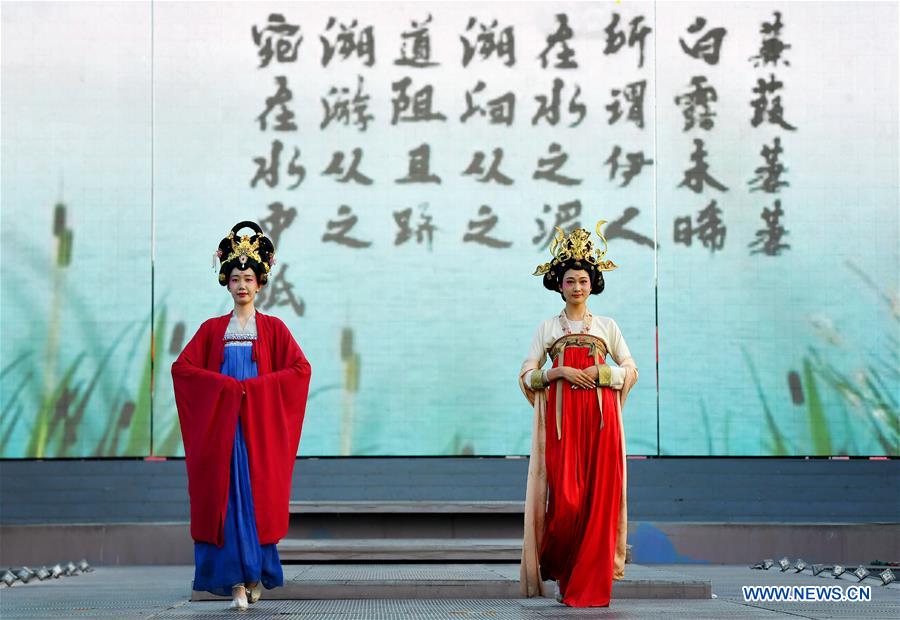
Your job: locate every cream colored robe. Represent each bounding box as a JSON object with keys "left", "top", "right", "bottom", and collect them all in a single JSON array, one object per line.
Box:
[{"left": 518, "top": 323, "right": 638, "bottom": 597}]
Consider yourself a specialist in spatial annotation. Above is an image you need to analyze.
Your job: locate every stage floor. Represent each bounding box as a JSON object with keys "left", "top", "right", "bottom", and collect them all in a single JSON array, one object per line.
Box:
[
  {"left": 2, "top": 564, "right": 898, "bottom": 619},
  {"left": 191, "top": 563, "right": 710, "bottom": 600}
]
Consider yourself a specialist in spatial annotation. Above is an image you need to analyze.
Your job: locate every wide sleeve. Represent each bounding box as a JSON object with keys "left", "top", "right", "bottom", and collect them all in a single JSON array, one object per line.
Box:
[
  {"left": 607, "top": 319, "right": 635, "bottom": 367},
  {"left": 171, "top": 320, "right": 243, "bottom": 546},
  {"left": 519, "top": 322, "right": 549, "bottom": 405},
  {"left": 607, "top": 319, "right": 638, "bottom": 405},
  {"left": 240, "top": 319, "right": 312, "bottom": 544}
]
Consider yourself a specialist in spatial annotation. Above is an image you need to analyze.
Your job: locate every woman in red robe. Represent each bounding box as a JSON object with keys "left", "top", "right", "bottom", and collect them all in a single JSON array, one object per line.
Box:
[
  {"left": 519, "top": 222, "right": 638, "bottom": 607},
  {"left": 172, "top": 221, "right": 311, "bottom": 610}
]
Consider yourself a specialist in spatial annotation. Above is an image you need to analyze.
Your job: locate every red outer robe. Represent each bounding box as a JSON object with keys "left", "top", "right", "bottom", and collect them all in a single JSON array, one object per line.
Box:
[{"left": 172, "top": 311, "right": 311, "bottom": 547}]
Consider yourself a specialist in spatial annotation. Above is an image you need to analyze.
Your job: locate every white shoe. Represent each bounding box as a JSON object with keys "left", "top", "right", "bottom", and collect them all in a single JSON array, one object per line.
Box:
[
  {"left": 229, "top": 585, "right": 248, "bottom": 611},
  {"left": 246, "top": 582, "right": 261, "bottom": 604}
]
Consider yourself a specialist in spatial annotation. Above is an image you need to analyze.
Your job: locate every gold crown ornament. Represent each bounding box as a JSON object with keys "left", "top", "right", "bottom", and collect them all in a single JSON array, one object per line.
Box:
[
  {"left": 215, "top": 221, "right": 275, "bottom": 285},
  {"left": 533, "top": 220, "right": 618, "bottom": 280},
  {"left": 223, "top": 231, "right": 268, "bottom": 272}
]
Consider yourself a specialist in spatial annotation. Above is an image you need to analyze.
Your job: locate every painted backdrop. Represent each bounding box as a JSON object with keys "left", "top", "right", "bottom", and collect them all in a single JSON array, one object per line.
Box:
[{"left": 1, "top": 2, "right": 897, "bottom": 457}]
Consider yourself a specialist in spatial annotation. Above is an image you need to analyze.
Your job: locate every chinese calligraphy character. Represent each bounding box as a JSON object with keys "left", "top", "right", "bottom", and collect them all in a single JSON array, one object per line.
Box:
[
  {"left": 394, "top": 203, "right": 437, "bottom": 248},
  {"left": 250, "top": 140, "right": 304, "bottom": 189},
  {"left": 674, "top": 200, "right": 726, "bottom": 252},
  {"left": 679, "top": 17, "right": 726, "bottom": 65},
  {"left": 533, "top": 200, "right": 581, "bottom": 250},
  {"left": 322, "top": 205, "right": 372, "bottom": 248},
  {"left": 320, "top": 17, "right": 375, "bottom": 67},
  {"left": 392, "top": 77, "right": 447, "bottom": 124},
  {"left": 462, "top": 148, "right": 513, "bottom": 185},
  {"left": 605, "top": 146, "right": 654, "bottom": 187},
  {"left": 604, "top": 12, "right": 652, "bottom": 68},
  {"left": 750, "top": 75, "right": 796, "bottom": 130},
  {"left": 257, "top": 263, "right": 305, "bottom": 316},
  {"left": 395, "top": 14, "right": 439, "bottom": 67},
  {"left": 749, "top": 11, "right": 791, "bottom": 67},
  {"left": 748, "top": 137, "right": 789, "bottom": 193},
  {"left": 259, "top": 201, "right": 296, "bottom": 246},
  {"left": 679, "top": 139, "right": 728, "bottom": 193},
  {"left": 463, "top": 205, "right": 512, "bottom": 248},
  {"left": 257, "top": 76, "right": 297, "bottom": 131},
  {"left": 395, "top": 144, "right": 441, "bottom": 184},
  {"left": 460, "top": 18, "right": 515, "bottom": 67},
  {"left": 607, "top": 80, "right": 646, "bottom": 128},
  {"left": 532, "top": 78, "right": 586, "bottom": 127},
  {"left": 748, "top": 199, "right": 790, "bottom": 255},
  {"left": 321, "top": 75, "right": 373, "bottom": 131},
  {"left": 252, "top": 13, "right": 302, "bottom": 68},
  {"left": 322, "top": 148, "right": 373, "bottom": 185},
  {"left": 533, "top": 143, "right": 581, "bottom": 185},
  {"left": 251, "top": 142, "right": 281, "bottom": 189},
  {"left": 605, "top": 207, "right": 655, "bottom": 249},
  {"left": 460, "top": 81, "right": 515, "bottom": 125},
  {"left": 674, "top": 76, "right": 717, "bottom": 131},
  {"left": 538, "top": 13, "right": 577, "bottom": 69}
]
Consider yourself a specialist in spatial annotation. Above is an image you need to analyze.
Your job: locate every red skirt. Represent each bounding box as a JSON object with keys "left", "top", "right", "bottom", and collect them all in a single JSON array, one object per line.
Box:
[{"left": 539, "top": 346, "right": 623, "bottom": 607}]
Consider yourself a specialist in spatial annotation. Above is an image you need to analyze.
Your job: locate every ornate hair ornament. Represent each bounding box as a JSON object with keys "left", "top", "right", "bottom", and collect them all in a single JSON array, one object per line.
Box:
[
  {"left": 224, "top": 231, "right": 267, "bottom": 272},
  {"left": 533, "top": 220, "right": 618, "bottom": 278},
  {"left": 215, "top": 220, "right": 275, "bottom": 285}
]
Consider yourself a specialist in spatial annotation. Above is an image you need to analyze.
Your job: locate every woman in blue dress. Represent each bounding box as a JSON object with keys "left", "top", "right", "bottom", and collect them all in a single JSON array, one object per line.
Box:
[{"left": 174, "top": 221, "right": 311, "bottom": 611}]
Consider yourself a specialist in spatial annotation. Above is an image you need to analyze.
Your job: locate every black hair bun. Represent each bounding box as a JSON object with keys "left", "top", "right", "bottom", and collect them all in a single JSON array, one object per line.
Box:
[{"left": 216, "top": 221, "right": 275, "bottom": 286}]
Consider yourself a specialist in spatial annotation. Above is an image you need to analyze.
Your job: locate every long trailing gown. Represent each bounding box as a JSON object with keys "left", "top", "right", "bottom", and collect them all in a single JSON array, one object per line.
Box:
[
  {"left": 519, "top": 311, "right": 638, "bottom": 607},
  {"left": 192, "top": 314, "right": 282, "bottom": 595},
  {"left": 173, "top": 311, "right": 311, "bottom": 597}
]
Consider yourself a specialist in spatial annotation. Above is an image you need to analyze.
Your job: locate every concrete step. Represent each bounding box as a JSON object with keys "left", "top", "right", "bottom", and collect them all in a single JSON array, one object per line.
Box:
[
  {"left": 192, "top": 563, "right": 712, "bottom": 601},
  {"left": 277, "top": 538, "right": 522, "bottom": 562},
  {"left": 290, "top": 500, "right": 524, "bottom": 514}
]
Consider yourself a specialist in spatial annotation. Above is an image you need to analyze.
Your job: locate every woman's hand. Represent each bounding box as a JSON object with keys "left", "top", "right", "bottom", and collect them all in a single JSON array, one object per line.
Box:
[{"left": 552, "top": 366, "right": 596, "bottom": 390}]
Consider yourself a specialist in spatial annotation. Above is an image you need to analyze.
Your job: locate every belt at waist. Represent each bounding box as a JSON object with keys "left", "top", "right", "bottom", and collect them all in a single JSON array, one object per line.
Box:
[{"left": 548, "top": 333, "right": 609, "bottom": 362}]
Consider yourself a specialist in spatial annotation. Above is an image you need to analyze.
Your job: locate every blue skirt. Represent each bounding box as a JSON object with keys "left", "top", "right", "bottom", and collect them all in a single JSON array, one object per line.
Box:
[{"left": 193, "top": 343, "right": 283, "bottom": 596}]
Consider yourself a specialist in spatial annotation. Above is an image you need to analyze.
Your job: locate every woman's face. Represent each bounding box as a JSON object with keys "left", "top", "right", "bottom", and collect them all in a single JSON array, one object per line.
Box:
[
  {"left": 228, "top": 267, "right": 260, "bottom": 307},
  {"left": 560, "top": 269, "right": 591, "bottom": 304}
]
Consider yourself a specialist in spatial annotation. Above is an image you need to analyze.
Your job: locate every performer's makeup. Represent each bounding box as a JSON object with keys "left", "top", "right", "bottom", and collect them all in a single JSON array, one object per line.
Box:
[
  {"left": 561, "top": 269, "right": 591, "bottom": 303},
  {"left": 228, "top": 267, "right": 259, "bottom": 305}
]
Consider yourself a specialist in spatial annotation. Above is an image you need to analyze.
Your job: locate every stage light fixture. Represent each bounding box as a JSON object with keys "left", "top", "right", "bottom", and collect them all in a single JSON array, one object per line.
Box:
[{"left": 15, "top": 567, "right": 34, "bottom": 584}]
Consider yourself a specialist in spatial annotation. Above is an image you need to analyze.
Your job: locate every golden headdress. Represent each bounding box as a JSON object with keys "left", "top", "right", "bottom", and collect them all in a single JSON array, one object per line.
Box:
[
  {"left": 215, "top": 220, "right": 275, "bottom": 286},
  {"left": 533, "top": 220, "right": 617, "bottom": 292}
]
